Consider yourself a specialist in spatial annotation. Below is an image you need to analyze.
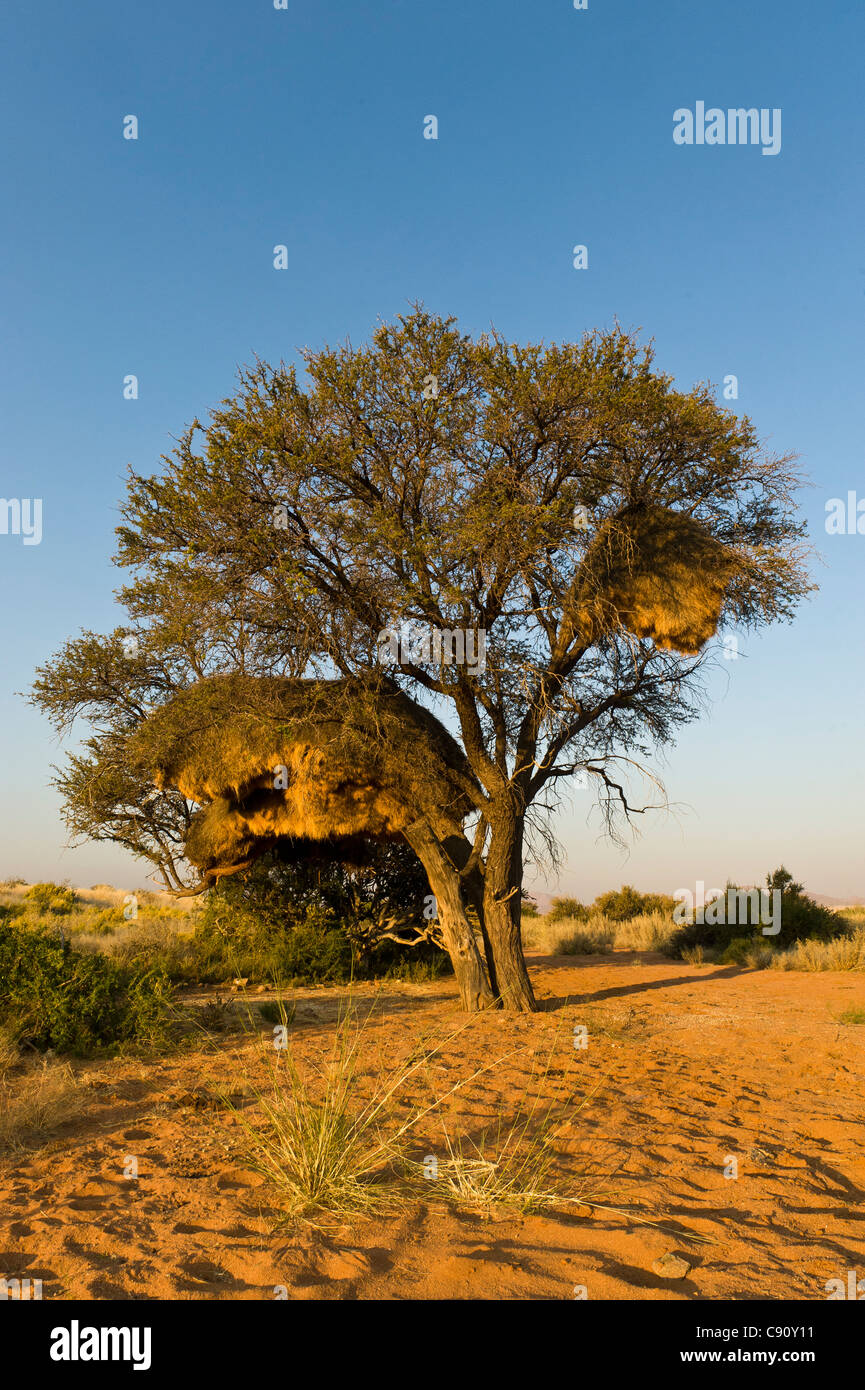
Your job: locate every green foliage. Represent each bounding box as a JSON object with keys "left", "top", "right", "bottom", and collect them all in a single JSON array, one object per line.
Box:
[
  {"left": 590, "top": 885, "right": 676, "bottom": 921},
  {"left": 0, "top": 921, "right": 174, "bottom": 1054},
  {"left": 667, "top": 867, "right": 844, "bottom": 959},
  {"left": 766, "top": 865, "right": 802, "bottom": 895},
  {"left": 548, "top": 897, "right": 589, "bottom": 923},
  {"left": 547, "top": 887, "right": 675, "bottom": 924},
  {"left": 716, "top": 936, "right": 756, "bottom": 966},
  {"left": 192, "top": 845, "right": 448, "bottom": 987},
  {"left": 29, "top": 309, "right": 813, "bottom": 932},
  {"left": 84, "top": 907, "right": 126, "bottom": 936},
  {"left": 25, "top": 882, "right": 79, "bottom": 916}
]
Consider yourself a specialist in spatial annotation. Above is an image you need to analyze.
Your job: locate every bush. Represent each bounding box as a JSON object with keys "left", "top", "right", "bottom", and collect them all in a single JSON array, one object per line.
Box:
[
  {"left": 717, "top": 935, "right": 756, "bottom": 966},
  {"left": 195, "top": 883, "right": 352, "bottom": 985},
  {"left": 667, "top": 866, "right": 845, "bottom": 960},
  {"left": 591, "top": 885, "right": 676, "bottom": 921},
  {"left": 100, "top": 918, "right": 201, "bottom": 981},
  {"left": 81, "top": 907, "right": 125, "bottom": 936},
  {"left": 548, "top": 897, "right": 589, "bottom": 923},
  {"left": 192, "top": 846, "right": 447, "bottom": 986},
  {"left": 558, "top": 924, "right": 615, "bottom": 955},
  {"left": 769, "top": 929, "right": 865, "bottom": 973},
  {"left": 25, "top": 882, "right": 79, "bottom": 916},
  {"left": 0, "top": 921, "right": 174, "bottom": 1054}
]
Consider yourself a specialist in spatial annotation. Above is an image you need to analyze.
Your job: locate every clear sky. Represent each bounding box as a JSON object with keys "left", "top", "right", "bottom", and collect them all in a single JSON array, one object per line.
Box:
[{"left": 1, "top": 0, "right": 862, "bottom": 901}]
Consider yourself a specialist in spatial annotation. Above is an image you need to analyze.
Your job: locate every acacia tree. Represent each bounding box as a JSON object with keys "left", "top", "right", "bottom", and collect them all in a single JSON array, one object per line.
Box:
[{"left": 32, "top": 309, "right": 811, "bottom": 1011}]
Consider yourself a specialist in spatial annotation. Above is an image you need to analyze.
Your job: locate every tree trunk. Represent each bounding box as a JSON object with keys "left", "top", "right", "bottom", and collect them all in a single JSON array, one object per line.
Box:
[
  {"left": 482, "top": 814, "right": 536, "bottom": 1012},
  {"left": 403, "top": 820, "right": 495, "bottom": 1012},
  {"left": 439, "top": 832, "right": 501, "bottom": 1002}
]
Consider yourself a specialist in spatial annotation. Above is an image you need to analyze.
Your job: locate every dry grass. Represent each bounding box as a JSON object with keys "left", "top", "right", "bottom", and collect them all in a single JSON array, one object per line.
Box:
[
  {"left": 523, "top": 909, "right": 865, "bottom": 974},
  {"left": 522, "top": 911, "right": 677, "bottom": 956},
  {"left": 769, "top": 929, "right": 865, "bottom": 973},
  {"left": 0, "top": 1026, "right": 87, "bottom": 1154},
  {"left": 0, "top": 1025, "right": 20, "bottom": 1083},
  {"left": 226, "top": 1002, "right": 493, "bottom": 1226},
  {"left": 429, "top": 1047, "right": 608, "bottom": 1215},
  {"left": 225, "top": 1002, "right": 622, "bottom": 1231}
]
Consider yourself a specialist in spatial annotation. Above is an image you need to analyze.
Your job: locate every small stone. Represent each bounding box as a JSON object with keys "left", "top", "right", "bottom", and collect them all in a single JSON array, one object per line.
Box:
[
  {"left": 652, "top": 1252, "right": 691, "bottom": 1279},
  {"left": 749, "top": 1146, "right": 772, "bottom": 1164}
]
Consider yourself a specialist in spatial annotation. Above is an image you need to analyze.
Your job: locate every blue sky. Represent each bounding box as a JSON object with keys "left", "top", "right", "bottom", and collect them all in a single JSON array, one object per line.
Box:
[{"left": 1, "top": 0, "right": 862, "bottom": 900}]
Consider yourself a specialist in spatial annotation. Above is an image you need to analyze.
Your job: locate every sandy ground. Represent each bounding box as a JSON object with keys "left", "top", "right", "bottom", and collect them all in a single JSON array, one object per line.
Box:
[{"left": 1, "top": 950, "right": 863, "bottom": 1301}]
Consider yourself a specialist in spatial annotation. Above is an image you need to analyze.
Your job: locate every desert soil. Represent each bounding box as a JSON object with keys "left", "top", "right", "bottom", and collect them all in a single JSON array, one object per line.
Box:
[{"left": 1, "top": 950, "right": 863, "bottom": 1301}]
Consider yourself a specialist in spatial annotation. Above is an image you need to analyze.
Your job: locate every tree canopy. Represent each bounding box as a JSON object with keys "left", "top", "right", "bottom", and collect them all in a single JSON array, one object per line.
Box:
[{"left": 31, "top": 308, "right": 813, "bottom": 1010}]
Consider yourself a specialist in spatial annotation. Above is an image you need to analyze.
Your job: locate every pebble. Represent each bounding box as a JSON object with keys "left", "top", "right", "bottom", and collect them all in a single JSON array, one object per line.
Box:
[{"left": 652, "top": 1252, "right": 691, "bottom": 1279}]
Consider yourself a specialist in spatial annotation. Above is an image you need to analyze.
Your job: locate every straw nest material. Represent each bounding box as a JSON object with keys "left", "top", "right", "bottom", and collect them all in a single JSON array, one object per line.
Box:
[
  {"left": 573, "top": 503, "right": 733, "bottom": 654},
  {"left": 131, "top": 673, "right": 477, "bottom": 882}
]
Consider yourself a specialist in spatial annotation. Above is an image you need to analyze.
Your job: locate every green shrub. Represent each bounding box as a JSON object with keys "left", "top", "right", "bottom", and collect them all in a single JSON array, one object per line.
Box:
[
  {"left": 192, "top": 847, "right": 447, "bottom": 986},
  {"left": 558, "top": 925, "right": 615, "bottom": 955},
  {"left": 591, "top": 885, "right": 676, "bottom": 921},
  {"left": 717, "top": 936, "right": 757, "bottom": 966},
  {"left": 194, "top": 888, "right": 352, "bottom": 985},
  {"left": 83, "top": 907, "right": 125, "bottom": 936},
  {"left": 667, "top": 867, "right": 845, "bottom": 959},
  {"left": 25, "top": 882, "right": 79, "bottom": 916},
  {"left": 548, "top": 897, "right": 589, "bottom": 923},
  {"left": 0, "top": 921, "right": 174, "bottom": 1054},
  {"left": 103, "top": 918, "right": 201, "bottom": 981}
]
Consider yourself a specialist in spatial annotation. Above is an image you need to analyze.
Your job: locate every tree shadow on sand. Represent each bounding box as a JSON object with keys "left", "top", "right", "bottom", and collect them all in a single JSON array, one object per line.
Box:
[{"left": 536, "top": 961, "right": 747, "bottom": 1011}]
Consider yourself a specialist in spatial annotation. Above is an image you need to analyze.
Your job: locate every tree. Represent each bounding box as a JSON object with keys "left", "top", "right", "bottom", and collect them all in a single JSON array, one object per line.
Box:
[
  {"left": 31, "top": 309, "right": 812, "bottom": 1011},
  {"left": 766, "top": 865, "right": 802, "bottom": 896}
]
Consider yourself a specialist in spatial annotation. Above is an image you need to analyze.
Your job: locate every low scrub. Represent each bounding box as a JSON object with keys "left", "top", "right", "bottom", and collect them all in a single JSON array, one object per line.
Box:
[
  {"left": 768, "top": 928, "right": 865, "bottom": 973},
  {"left": 24, "top": 882, "right": 79, "bottom": 916},
  {"left": 666, "top": 868, "right": 845, "bottom": 960},
  {"left": 0, "top": 921, "right": 174, "bottom": 1054},
  {"left": 229, "top": 1006, "right": 454, "bottom": 1224},
  {"left": 0, "top": 1035, "right": 87, "bottom": 1152},
  {"left": 546, "top": 887, "right": 676, "bottom": 925},
  {"left": 522, "top": 911, "right": 676, "bottom": 956},
  {"left": 591, "top": 885, "right": 677, "bottom": 922}
]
